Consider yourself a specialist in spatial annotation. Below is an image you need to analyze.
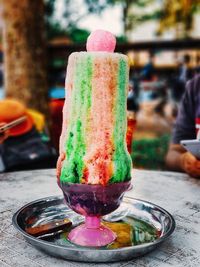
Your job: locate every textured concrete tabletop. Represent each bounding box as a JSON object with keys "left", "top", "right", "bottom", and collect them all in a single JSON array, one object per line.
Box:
[{"left": 0, "top": 169, "right": 200, "bottom": 267}]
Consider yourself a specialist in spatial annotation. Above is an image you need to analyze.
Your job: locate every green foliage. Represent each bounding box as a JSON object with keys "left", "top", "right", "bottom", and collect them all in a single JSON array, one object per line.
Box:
[
  {"left": 131, "top": 134, "right": 170, "bottom": 170},
  {"left": 83, "top": 0, "right": 114, "bottom": 13},
  {"left": 116, "top": 35, "right": 127, "bottom": 43},
  {"left": 157, "top": 0, "right": 200, "bottom": 38},
  {"left": 45, "top": 0, "right": 200, "bottom": 40},
  {"left": 68, "top": 28, "right": 90, "bottom": 43},
  {"left": 46, "top": 22, "right": 68, "bottom": 40},
  {"left": 126, "top": 9, "right": 161, "bottom": 31},
  {"left": 44, "top": 0, "right": 56, "bottom": 18},
  {"left": 44, "top": 0, "right": 127, "bottom": 42},
  {"left": 44, "top": 0, "right": 67, "bottom": 39}
]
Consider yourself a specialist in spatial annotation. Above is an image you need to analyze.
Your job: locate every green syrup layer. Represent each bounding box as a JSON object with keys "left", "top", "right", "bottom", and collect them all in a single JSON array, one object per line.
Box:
[
  {"left": 109, "top": 58, "right": 132, "bottom": 183},
  {"left": 60, "top": 54, "right": 92, "bottom": 183}
]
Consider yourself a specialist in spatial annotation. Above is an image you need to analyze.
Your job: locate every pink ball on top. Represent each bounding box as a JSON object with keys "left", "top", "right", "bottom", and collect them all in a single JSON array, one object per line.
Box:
[{"left": 86, "top": 29, "right": 116, "bottom": 52}]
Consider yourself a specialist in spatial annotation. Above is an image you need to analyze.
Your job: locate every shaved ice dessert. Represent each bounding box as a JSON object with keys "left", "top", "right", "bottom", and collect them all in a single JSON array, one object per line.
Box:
[
  {"left": 57, "top": 30, "right": 132, "bottom": 247},
  {"left": 58, "top": 29, "right": 132, "bottom": 186}
]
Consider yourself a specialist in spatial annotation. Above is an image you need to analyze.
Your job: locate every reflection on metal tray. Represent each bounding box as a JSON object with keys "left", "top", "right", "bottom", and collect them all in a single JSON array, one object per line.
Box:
[{"left": 12, "top": 196, "right": 175, "bottom": 263}]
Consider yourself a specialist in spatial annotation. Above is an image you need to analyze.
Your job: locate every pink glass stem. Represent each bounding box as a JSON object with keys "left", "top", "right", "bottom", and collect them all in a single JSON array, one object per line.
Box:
[
  {"left": 85, "top": 216, "right": 100, "bottom": 228},
  {"left": 68, "top": 215, "right": 116, "bottom": 247}
]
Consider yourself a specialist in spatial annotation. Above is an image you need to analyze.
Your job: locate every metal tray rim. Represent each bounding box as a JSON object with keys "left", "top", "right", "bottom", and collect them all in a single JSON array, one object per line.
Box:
[{"left": 12, "top": 195, "right": 176, "bottom": 252}]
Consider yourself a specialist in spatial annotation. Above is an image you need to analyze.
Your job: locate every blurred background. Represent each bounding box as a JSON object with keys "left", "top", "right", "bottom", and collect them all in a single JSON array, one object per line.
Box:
[{"left": 0, "top": 0, "right": 200, "bottom": 172}]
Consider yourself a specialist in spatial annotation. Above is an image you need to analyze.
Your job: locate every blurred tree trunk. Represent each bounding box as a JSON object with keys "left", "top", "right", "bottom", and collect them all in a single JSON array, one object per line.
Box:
[
  {"left": 2, "top": 0, "right": 49, "bottom": 118},
  {"left": 122, "top": 0, "right": 129, "bottom": 37}
]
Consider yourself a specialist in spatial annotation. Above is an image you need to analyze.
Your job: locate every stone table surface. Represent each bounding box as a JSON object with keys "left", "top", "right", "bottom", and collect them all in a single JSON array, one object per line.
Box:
[{"left": 0, "top": 169, "right": 200, "bottom": 267}]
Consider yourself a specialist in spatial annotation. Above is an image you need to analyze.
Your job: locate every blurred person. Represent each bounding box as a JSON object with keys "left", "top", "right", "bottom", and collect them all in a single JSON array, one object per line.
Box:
[
  {"left": 136, "top": 98, "right": 172, "bottom": 137},
  {"left": 163, "top": 101, "right": 178, "bottom": 126},
  {"left": 0, "top": 99, "right": 56, "bottom": 172},
  {"left": 171, "top": 54, "right": 193, "bottom": 102},
  {"left": 194, "top": 55, "right": 200, "bottom": 76},
  {"left": 127, "top": 81, "right": 139, "bottom": 113},
  {"left": 129, "top": 69, "right": 141, "bottom": 105},
  {"left": 166, "top": 75, "right": 200, "bottom": 178},
  {"left": 140, "top": 53, "right": 156, "bottom": 81},
  {"left": 179, "top": 54, "right": 192, "bottom": 84}
]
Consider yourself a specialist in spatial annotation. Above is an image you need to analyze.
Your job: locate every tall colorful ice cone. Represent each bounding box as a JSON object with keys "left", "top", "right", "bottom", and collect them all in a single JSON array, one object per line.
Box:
[{"left": 58, "top": 30, "right": 132, "bottom": 185}]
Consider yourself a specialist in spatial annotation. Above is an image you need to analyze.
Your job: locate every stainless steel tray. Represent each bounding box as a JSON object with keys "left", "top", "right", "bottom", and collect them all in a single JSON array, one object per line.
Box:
[{"left": 12, "top": 196, "right": 175, "bottom": 262}]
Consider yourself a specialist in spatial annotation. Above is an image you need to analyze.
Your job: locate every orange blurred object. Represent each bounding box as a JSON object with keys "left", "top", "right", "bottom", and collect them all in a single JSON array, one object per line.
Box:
[
  {"left": 126, "top": 111, "right": 137, "bottom": 154},
  {"left": 0, "top": 99, "right": 33, "bottom": 136}
]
